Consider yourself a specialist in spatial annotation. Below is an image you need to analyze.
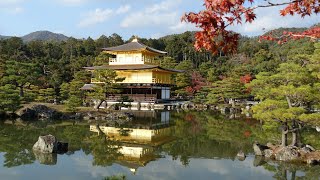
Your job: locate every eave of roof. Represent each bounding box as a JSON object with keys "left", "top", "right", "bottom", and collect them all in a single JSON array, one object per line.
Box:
[
  {"left": 80, "top": 84, "right": 96, "bottom": 90},
  {"left": 83, "top": 64, "right": 183, "bottom": 73}
]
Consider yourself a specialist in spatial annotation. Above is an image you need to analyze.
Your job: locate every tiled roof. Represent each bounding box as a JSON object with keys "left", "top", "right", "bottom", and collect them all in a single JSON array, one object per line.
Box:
[
  {"left": 102, "top": 41, "right": 167, "bottom": 55},
  {"left": 80, "top": 84, "right": 96, "bottom": 90}
]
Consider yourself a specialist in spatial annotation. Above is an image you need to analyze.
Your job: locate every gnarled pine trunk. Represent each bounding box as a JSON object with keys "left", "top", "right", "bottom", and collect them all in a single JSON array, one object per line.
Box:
[{"left": 281, "top": 122, "right": 289, "bottom": 147}]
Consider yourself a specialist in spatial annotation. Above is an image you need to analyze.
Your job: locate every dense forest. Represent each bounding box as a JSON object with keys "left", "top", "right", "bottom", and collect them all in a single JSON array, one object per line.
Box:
[{"left": 0, "top": 26, "right": 318, "bottom": 114}]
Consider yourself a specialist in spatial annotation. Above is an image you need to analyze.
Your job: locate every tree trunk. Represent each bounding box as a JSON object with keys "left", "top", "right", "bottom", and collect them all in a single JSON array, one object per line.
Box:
[
  {"left": 19, "top": 86, "right": 24, "bottom": 97},
  {"left": 95, "top": 124, "right": 104, "bottom": 136},
  {"left": 94, "top": 99, "right": 104, "bottom": 111},
  {"left": 281, "top": 123, "right": 288, "bottom": 147},
  {"left": 291, "top": 171, "right": 296, "bottom": 180},
  {"left": 291, "top": 130, "right": 297, "bottom": 147},
  {"left": 291, "top": 120, "right": 303, "bottom": 147},
  {"left": 291, "top": 120, "right": 298, "bottom": 146},
  {"left": 296, "top": 129, "right": 303, "bottom": 147},
  {"left": 281, "top": 168, "right": 288, "bottom": 180},
  {"left": 286, "top": 96, "right": 292, "bottom": 108}
]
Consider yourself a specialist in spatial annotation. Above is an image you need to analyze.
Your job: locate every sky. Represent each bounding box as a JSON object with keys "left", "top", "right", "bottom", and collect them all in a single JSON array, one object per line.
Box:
[{"left": 0, "top": 0, "right": 319, "bottom": 40}]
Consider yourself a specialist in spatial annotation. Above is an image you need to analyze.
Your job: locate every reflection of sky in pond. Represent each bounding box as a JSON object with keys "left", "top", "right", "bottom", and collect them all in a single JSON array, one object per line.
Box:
[{"left": 0, "top": 151, "right": 274, "bottom": 180}]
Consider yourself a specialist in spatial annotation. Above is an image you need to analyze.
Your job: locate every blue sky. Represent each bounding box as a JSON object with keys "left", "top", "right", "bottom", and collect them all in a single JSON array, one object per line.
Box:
[{"left": 0, "top": 0, "right": 318, "bottom": 40}]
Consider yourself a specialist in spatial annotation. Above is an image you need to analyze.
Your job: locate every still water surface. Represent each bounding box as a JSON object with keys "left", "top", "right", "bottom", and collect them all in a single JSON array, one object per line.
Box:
[{"left": 0, "top": 110, "right": 319, "bottom": 180}]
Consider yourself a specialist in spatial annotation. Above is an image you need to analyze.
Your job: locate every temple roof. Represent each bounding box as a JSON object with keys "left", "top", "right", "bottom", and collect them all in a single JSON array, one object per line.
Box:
[
  {"left": 84, "top": 64, "right": 183, "bottom": 73},
  {"left": 80, "top": 83, "right": 96, "bottom": 90},
  {"left": 102, "top": 39, "right": 167, "bottom": 55}
]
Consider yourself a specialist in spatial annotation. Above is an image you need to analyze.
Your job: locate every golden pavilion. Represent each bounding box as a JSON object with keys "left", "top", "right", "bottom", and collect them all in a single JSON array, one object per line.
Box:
[{"left": 82, "top": 37, "right": 181, "bottom": 104}]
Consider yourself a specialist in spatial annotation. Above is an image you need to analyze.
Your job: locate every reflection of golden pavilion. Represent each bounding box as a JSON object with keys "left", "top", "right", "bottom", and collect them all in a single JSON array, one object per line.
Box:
[
  {"left": 89, "top": 111, "right": 174, "bottom": 174},
  {"left": 90, "top": 125, "right": 173, "bottom": 146}
]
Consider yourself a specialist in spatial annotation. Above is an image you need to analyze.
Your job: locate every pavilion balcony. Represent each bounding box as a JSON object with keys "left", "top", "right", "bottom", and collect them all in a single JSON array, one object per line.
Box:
[
  {"left": 118, "top": 78, "right": 172, "bottom": 84},
  {"left": 108, "top": 57, "right": 158, "bottom": 65},
  {"left": 107, "top": 94, "right": 157, "bottom": 103}
]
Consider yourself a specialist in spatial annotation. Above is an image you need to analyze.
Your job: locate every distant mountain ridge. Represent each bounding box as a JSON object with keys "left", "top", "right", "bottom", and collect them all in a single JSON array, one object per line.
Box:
[
  {"left": 22, "top": 31, "right": 69, "bottom": 42},
  {"left": 0, "top": 30, "right": 69, "bottom": 42},
  {"left": 0, "top": 35, "right": 11, "bottom": 40},
  {"left": 0, "top": 25, "right": 318, "bottom": 43}
]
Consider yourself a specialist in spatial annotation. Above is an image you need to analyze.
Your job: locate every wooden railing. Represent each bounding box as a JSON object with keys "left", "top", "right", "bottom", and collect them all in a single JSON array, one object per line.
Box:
[
  {"left": 91, "top": 78, "right": 172, "bottom": 84},
  {"left": 109, "top": 58, "right": 117, "bottom": 63},
  {"left": 107, "top": 94, "right": 156, "bottom": 103},
  {"left": 152, "top": 78, "right": 172, "bottom": 84}
]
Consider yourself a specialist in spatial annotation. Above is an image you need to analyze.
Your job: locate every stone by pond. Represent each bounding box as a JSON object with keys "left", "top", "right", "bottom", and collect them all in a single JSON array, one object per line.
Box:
[{"left": 253, "top": 142, "right": 320, "bottom": 165}]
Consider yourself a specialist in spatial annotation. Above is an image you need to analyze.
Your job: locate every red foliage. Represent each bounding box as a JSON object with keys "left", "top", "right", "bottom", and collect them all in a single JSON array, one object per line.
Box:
[
  {"left": 183, "top": 0, "right": 320, "bottom": 54},
  {"left": 240, "top": 74, "right": 253, "bottom": 93},
  {"left": 243, "top": 130, "right": 251, "bottom": 137},
  {"left": 184, "top": 113, "right": 202, "bottom": 134},
  {"left": 240, "top": 74, "right": 252, "bottom": 84},
  {"left": 185, "top": 114, "right": 195, "bottom": 121},
  {"left": 260, "top": 26, "right": 320, "bottom": 44},
  {"left": 185, "top": 71, "right": 208, "bottom": 95}
]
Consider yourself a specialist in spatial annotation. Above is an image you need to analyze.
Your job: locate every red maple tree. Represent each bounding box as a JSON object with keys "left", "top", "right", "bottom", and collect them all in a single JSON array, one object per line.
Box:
[
  {"left": 182, "top": 0, "right": 320, "bottom": 54},
  {"left": 240, "top": 74, "right": 252, "bottom": 84},
  {"left": 185, "top": 71, "right": 208, "bottom": 95}
]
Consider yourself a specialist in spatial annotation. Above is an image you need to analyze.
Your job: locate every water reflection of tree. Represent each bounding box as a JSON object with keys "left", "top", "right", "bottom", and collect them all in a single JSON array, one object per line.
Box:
[
  {"left": 0, "top": 124, "right": 36, "bottom": 167},
  {"left": 254, "top": 156, "right": 320, "bottom": 180},
  {"left": 89, "top": 135, "right": 122, "bottom": 167},
  {"left": 0, "top": 121, "right": 91, "bottom": 167},
  {"left": 163, "top": 111, "right": 267, "bottom": 165}
]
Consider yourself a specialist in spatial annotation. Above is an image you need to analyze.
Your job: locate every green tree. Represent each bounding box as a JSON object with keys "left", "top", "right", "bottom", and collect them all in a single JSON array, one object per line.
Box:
[
  {"left": 36, "top": 88, "right": 55, "bottom": 103},
  {"left": 90, "top": 69, "right": 124, "bottom": 110},
  {"left": 249, "top": 46, "right": 320, "bottom": 146},
  {"left": 206, "top": 77, "right": 247, "bottom": 106},
  {"left": 66, "top": 95, "right": 82, "bottom": 112},
  {"left": 160, "top": 57, "right": 177, "bottom": 69},
  {"left": 1, "top": 61, "right": 41, "bottom": 97},
  {"left": 0, "top": 85, "right": 21, "bottom": 113}
]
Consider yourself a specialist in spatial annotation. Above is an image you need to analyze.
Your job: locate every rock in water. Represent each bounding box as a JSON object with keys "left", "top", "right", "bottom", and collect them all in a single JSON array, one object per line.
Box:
[
  {"left": 253, "top": 142, "right": 269, "bottom": 156},
  {"left": 33, "top": 134, "right": 68, "bottom": 153},
  {"left": 236, "top": 150, "right": 246, "bottom": 161},
  {"left": 33, "top": 151, "right": 57, "bottom": 165},
  {"left": 264, "top": 149, "right": 275, "bottom": 159},
  {"left": 275, "top": 146, "right": 300, "bottom": 161}
]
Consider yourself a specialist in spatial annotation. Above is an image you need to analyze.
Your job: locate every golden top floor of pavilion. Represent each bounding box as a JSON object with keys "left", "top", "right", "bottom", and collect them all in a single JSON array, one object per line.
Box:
[{"left": 81, "top": 38, "right": 181, "bottom": 103}]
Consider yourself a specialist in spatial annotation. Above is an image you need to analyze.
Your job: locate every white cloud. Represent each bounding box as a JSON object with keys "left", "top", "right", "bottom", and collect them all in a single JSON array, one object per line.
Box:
[
  {"left": 0, "top": 0, "right": 24, "bottom": 14},
  {"left": 120, "top": 0, "right": 183, "bottom": 29},
  {"left": 228, "top": 5, "right": 319, "bottom": 36},
  {"left": 59, "top": 0, "right": 88, "bottom": 6},
  {"left": 119, "top": 0, "right": 199, "bottom": 38},
  {"left": 78, "top": 8, "right": 113, "bottom": 28},
  {"left": 11, "top": 7, "right": 24, "bottom": 14},
  {"left": 116, "top": 5, "right": 131, "bottom": 14},
  {"left": 121, "top": 12, "right": 178, "bottom": 28},
  {"left": 0, "top": 0, "right": 24, "bottom": 6},
  {"left": 169, "top": 22, "right": 199, "bottom": 33},
  {"left": 146, "top": 0, "right": 182, "bottom": 13},
  {"left": 78, "top": 5, "right": 131, "bottom": 28}
]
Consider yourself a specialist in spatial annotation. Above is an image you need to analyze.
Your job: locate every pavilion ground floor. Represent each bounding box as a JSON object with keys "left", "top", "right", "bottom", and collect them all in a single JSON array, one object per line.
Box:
[
  {"left": 107, "top": 85, "right": 172, "bottom": 103},
  {"left": 81, "top": 83, "right": 174, "bottom": 104}
]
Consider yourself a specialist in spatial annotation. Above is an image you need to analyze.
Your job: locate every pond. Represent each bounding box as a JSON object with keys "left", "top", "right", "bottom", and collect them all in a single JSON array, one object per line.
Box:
[{"left": 0, "top": 110, "right": 319, "bottom": 180}]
